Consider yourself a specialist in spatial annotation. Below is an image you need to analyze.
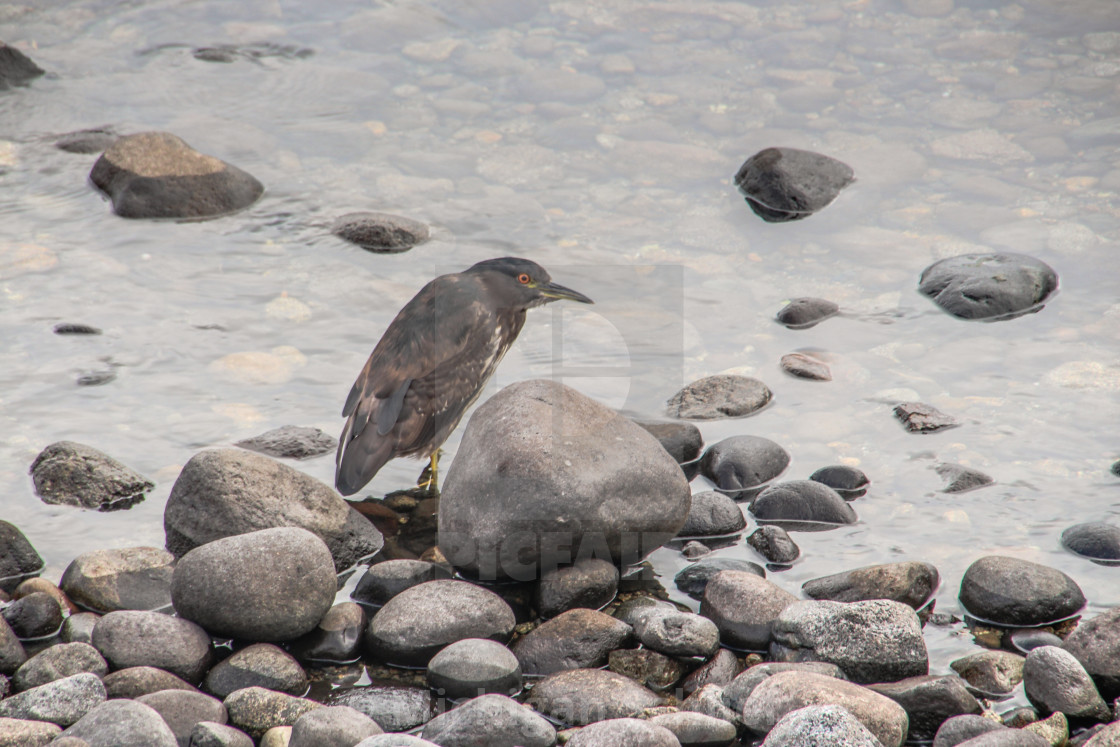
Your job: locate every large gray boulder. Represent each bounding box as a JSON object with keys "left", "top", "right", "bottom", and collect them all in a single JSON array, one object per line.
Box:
[
  {"left": 438, "top": 380, "right": 691, "bottom": 581},
  {"left": 164, "top": 448, "right": 383, "bottom": 573}
]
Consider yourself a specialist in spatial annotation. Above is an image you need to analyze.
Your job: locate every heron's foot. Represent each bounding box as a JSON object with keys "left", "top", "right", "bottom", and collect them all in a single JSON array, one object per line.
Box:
[{"left": 414, "top": 450, "right": 442, "bottom": 498}]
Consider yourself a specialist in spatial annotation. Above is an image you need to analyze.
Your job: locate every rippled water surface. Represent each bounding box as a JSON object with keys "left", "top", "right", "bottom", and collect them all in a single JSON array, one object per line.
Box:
[{"left": 3, "top": 0, "right": 1119, "bottom": 700}]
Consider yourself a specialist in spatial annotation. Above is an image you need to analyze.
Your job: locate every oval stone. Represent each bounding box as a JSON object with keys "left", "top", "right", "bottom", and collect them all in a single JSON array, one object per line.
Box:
[
  {"left": 527, "top": 668, "right": 664, "bottom": 726},
  {"left": 958, "top": 556, "right": 1086, "bottom": 627},
  {"left": 734, "top": 147, "right": 855, "bottom": 222},
  {"left": 667, "top": 375, "right": 772, "bottom": 420},
  {"left": 1061, "top": 522, "right": 1120, "bottom": 564},
  {"left": 750, "top": 480, "right": 858, "bottom": 530},
  {"left": 918, "top": 253, "right": 1058, "bottom": 321},
  {"left": 700, "top": 436, "right": 790, "bottom": 496}
]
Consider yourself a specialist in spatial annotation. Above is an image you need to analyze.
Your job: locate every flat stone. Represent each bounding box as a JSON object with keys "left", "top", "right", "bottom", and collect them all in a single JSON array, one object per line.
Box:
[
  {"left": 326, "top": 684, "right": 434, "bottom": 733},
  {"left": 958, "top": 555, "right": 1086, "bottom": 627},
  {"left": 427, "top": 638, "right": 522, "bottom": 699},
  {"left": 868, "top": 675, "right": 983, "bottom": 741},
  {"left": 204, "top": 643, "right": 308, "bottom": 699},
  {"left": 894, "top": 402, "right": 960, "bottom": 434},
  {"left": 528, "top": 668, "right": 664, "bottom": 726},
  {"left": 234, "top": 426, "right": 337, "bottom": 460},
  {"left": 667, "top": 375, "right": 772, "bottom": 420},
  {"left": 699, "top": 570, "right": 797, "bottom": 651},
  {"left": 802, "top": 561, "right": 940, "bottom": 609},
  {"left": 512, "top": 608, "right": 632, "bottom": 675},
  {"left": 29, "top": 441, "right": 153, "bottom": 511},
  {"left": 420, "top": 694, "right": 556, "bottom": 747},
  {"left": 331, "top": 212, "right": 430, "bottom": 253},
  {"left": 775, "top": 298, "right": 840, "bottom": 329},
  {"left": 59, "top": 547, "right": 174, "bottom": 613},
  {"left": 91, "top": 610, "right": 214, "bottom": 684}
]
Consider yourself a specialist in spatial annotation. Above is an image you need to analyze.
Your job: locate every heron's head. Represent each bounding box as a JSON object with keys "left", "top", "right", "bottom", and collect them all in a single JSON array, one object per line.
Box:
[{"left": 468, "top": 257, "right": 594, "bottom": 309}]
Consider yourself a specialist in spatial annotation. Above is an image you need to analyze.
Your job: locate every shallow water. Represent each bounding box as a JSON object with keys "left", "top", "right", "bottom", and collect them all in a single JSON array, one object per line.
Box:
[{"left": 2, "top": 0, "right": 1119, "bottom": 711}]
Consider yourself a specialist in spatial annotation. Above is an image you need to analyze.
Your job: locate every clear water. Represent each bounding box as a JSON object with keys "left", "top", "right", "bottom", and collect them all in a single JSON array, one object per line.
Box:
[{"left": 2, "top": 0, "right": 1119, "bottom": 703}]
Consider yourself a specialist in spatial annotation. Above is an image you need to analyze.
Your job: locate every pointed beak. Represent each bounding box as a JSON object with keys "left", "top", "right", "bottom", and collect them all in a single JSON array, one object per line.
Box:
[{"left": 538, "top": 281, "right": 594, "bottom": 304}]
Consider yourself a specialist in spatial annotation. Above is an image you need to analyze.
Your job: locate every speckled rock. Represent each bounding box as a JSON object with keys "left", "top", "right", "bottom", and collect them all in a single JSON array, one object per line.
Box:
[
  {"left": 420, "top": 694, "right": 556, "bottom": 747},
  {"left": 959, "top": 556, "right": 1086, "bottom": 627},
  {"left": 868, "top": 675, "right": 982, "bottom": 741},
  {"left": 331, "top": 212, "right": 430, "bottom": 253},
  {"left": 567, "top": 717, "right": 680, "bottom": 746},
  {"left": 949, "top": 650, "right": 1024, "bottom": 696},
  {"left": 760, "top": 704, "right": 882, "bottom": 747},
  {"left": 91, "top": 610, "right": 213, "bottom": 684},
  {"left": 0, "top": 672, "right": 105, "bottom": 727},
  {"left": 0, "top": 716, "right": 61, "bottom": 746},
  {"left": 918, "top": 253, "right": 1058, "bottom": 321},
  {"left": 681, "top": 683, "right": 741, "bottom": 726},
  {"left": 325, "top": 685, "right": 435, "bottom": 733},
  {"left": 59, "top": 698, "right": 177, "bottom": 747},
  {"left": 288, "top": 705, "right": 383, "bottom": 747},
  {"left": 734, "top": 147, "right": 854, "bottom": 222},
  {"left": 189, "top": 721, "right": 254, "bottom": 747},
  {"left": 722, "top": 662, "right": 847, "bottom": 714},
  {"left": 204, "top": 643, "right": 308, "bottom": 699},
  {"left": 607, "top": 648, "right": 684, "bottom": 692},
  {"left": 136, "top": 689, "right": 228, "bottom": 747},
  {"left": 932, "top": 714, "right": 1009, "bottom": 747},
  {"left": 234, "top": 425, "right": 337, "bottom": 460},
  {"left": 427, "top": 638, "right": 522, "bottom": 699},
  {"left": 667, "top": 376, "right": 772, "bottom": 420},
  {"left": 512, "top": 608, "right": 632, "bottom": 675},
  {"left": 59, "top": 547, "right": 174, "bottom": 614},
  {"left": 536, "top": 558, "right": 619, "bottom": 618},
  {"left": 649, "top": 711, "right": 735, "bottom": 747},
  {"left": 13, "top": 642, "right": 107, "bottom": 692},
  {"left": 893, "top": 402, "right": 959, "bottom": 433},
  {"left": 528, "top": 669, "right": 664, "bottom": 726},
  {"left": 102, "top": 666, "right": 199, "bottom": 699},
  {"left": 29, "top": 441, "right": 153, "bottom": 511},
  {"left": 699, "top": 570, "right": 797, "bottom": 651},
  {"left": 223, "top": 687, "right": 321, "bottom": 739},
  {"left": 1023, "top": 645, "right": 1111, "bottom": 721},
  {"left": 0, "top": 521, "right": 44, "bottom": 594},
  {"left": 632, "top": 608, "right": 720, "bottom": 658},
  {"left": 802, "top": 561, "right": 940, "bottom": 609},
  {"left": 681, "top": 648, "right": 741, "bottom": 697},
  {"left": 1063, "top": 606, "right": 1120, "bottom": 699}
]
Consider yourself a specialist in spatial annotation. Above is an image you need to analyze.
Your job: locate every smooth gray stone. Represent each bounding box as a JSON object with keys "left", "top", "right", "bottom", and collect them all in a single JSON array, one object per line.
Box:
[
  {"left": 933, "top": 714, "right": 1008, "bottom": 747},
  {"left": 1063, "top": 606, "right": 1120, "bottom": 699},
  {"left": 1061, "top": 522, "right": 1120, "bottom": 563},
  {"left": 288, "top": 705, "right": 383, "bottom": 747},
  {"left": 761, "top": 704, "right": 881, "bottom": 746},
  {"left": 204, "top": 643, "right": 308, "bottom": 699},
  {"left": 918, "top": 252, "right": 1058, "bottom": 321},
  {"left": 632, "top": 419, "right": 704, "bottom": 466},
  {"left": 0, "top": 520, "right": 45, "bottom": 594},
  {"left": 959, "top": 555, "right": 1086, "bottom": 627},
  {"left": 289, "top": 602, "right": 367, "bottom": 665},
  {"left": 1, "top": 591, "right": 63, "bottom": 639},
  {"left": 722, "top": 662, "right": 846, "bottom": 713},
  {"left": 649, "top": 711, "right": 736, "bottom": 747},
  {"left": 802, "top": 561, "right": 940, "bottom": 609},
  {"left": 734, "top": 147, "right": 854, "bottom": 222},
  {"left": 775, "top": 298, "right": 840, "bottom": 329},
  {"left": 59, "top": 547, "right": 174, "bottom": 613},
  {"left": 352, "top": 561, "right": 452, "bottom": 608},
  {"left": 536, "top": 558, "right": 619, "bottom": 619},
  {"left": 420, "top": 694, "right": 556, "bottom": 747},
  {"left": 699, "top": 570, "right": 797, "bottom": 651},
  {"left": 91, "top": 610, "right": 213, "bottom": 684},
  {"left": 60, "top": 613, "right": 100, "bottom": 645},
  {"left": 512, "top": 608, "right": 632, "bottom": 675},
  {"left": 137, "top": 690, "right": 227, "bottom": 747},
  {"left": 1023, "top": 645, "right": 1111, "bottom": 720},
  {"left": 677, "top": 491, "right": 746, "bottom": 537},
  {"left": 13, "top": 642, "right": 108, "bottom": 691},
  {"left": 936, "top": 463, "right": 994, "bottom": 494},
  {"left": 234, "top": 425, "right": 337, "bottom": 460},
  {"left": 0, "top": 617, "right": 27, "bottom": 676},
  {"left": 528, "top": 669, "right": 664, "bottom": 726},
  {"left": 189, "top": 720, "right": 254, "bottom": 747},
  {"left": 102, "top": 666, "right": 199, "bottom": 699},
  {"left": 699, "top": 436, "right": 789, "bottom": 495},
  {"left": 0, "top": 672, "right": 105, "bottom": 727},
  {"left": 427, "top": 638, "right": 522, "bottom": 699},
  {"left": 60, "top": 698, "right": 177, "bottom": 747},
  {"left": 566, "top": 717, "right": 680, "bottom": 746},
  {"left": 949, "top": 651, "right": 1025, "bottom": 696},
  {"left": 666, "top": 376, "right": 773, "bottom": 420},
  {"left": 868, "top": 675, "right": 982, "bottom": 740},
  {"left": 750, "top": 480, "right": 857, "bottom": 529},
  {"left": 223, "top": 687, "right": 321, "bottom": 739},
  {"left": 674, "top": 559, "right": 764, "bottom": 600},
  {"left": 331, "top": 212, "right": 430, "bottom": 253},
  {"left": 325, "top": 684, "right": 435, "bottom": 733},
  {"left": 632, "top": 608, "right": 720, "bottom": 658}
]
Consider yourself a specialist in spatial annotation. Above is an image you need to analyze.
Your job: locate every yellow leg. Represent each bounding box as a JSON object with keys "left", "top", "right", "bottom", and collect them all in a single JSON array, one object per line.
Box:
[{"left": 416, "top": 449, "right": 442, "bottom": 496}]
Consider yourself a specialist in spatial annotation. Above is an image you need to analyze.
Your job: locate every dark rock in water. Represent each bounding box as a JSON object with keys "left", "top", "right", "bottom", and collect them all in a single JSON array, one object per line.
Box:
[
  {"left": 608, "top": 648, "right": 684, "bottom": 692},
  {"left": 757, "top": 703, "right": 881, "bottom": 747},
  {"left": 869, "top": 675, "right": 983, "bottom": 741},
  {"left": 1061, "top": 522, "right": 1120, "bottom": 564},
  {"left": 136, "top": 689, "right": 229, "bottom": 747},
  {"left": 950, "top": 650, "right": 1025, "bottom": 696},
  {"left": 0, "top": 521, "right": 44, "bottom": 594},
  {"left": 700, "top": 435, "right": 790, "bottom": 497},
  {"left": 809, "top": 465, "right": 870, "bottom": 498},
  {"left": 234, "top": 425, "right": 337, "bottom": 460},
  {"left": 164, "top": 448, "right": 383, "bottom": 573},
  {"left": 746, "top": 525, "right": 801, "bottom": 565},
  {"left": 203, "top": 642, "right": 308, "bottom": 699},
  {"left": 190, "top": 42, "right": 314, "bottom": 63},
  {"left": 89, "top": 132, "right": 264, "bottom": 220},
  {"left": 365, "top": 579, "right": 515, "bottom": 667},
  {"left": 55, "top": 128, "right": 119, "bottom": 155},
  {"left": 289, "top": 602, "right": 367, "bottom": 665},
  {"left": 536, "top": 558, "right": 619, "bottom": 619},
  {"left": 171, "top": 527, "right": 337, "bottom": 642},
  {"left": 958, "top": 556, "right": 1086, "bottom": 628},
  {"left": 734, "top": 147, "right": 854, "bottom": 222},
  {"left": 59, "top": 546, "right": 174, "bottom": 613},
  {"left": 91, "top": 610, "right": 214, "bottom": 684},
  {"left": 780, "top": 352, "right": 832, "bottom": 381},
  {"left": 677, "top": 491, "right": 746, "bottom": 537},
  {"left": 802, "top": 561, "right": 940, "bottom": 610},
  {"left": 633, "top": 418, "right": 703, "bottom": 477},
  {"left": 681, "top": 647, "right": 741, "bottom": 697},
  {"left": 770, "top": 599, "right": 929, "bottom": 684},
  {"left": 1023, "top": 645, "right": 1111, "bottom": 721},
  {"left": 427, "top": 638, "right": 522, "bottom": 699},
  {"left": 567, "top": 718, "right": 680, "bottom": 747},
  {"left": 2, "top": 591, "right": 63, "bottom": 639},
  {"left": 527, "top": 668, "right": 664, "bottom": 726},
  {"left": 1111, "top": 459, "right": 1120, "bottom": 478},
  {"left": 30, "top": 441, "right": 154, "bottom": 511},
  {"left": 1063, "top": 607, "right": 1120, "bottom": 699},
  {"left": 700, "top": 570, "right": 797, "bottom": 651},
  {"left": 77, "top": 368, "right": 117, "bottom": 387},
  {"left": 289, "top": 705, "right": 383, "bottom": 747},
  {"left": 674, "top": 557, "right": 765, "bottom": 600},
  {"left": 326, "top": 684, "right": 434, "bottom": 732},
  {"left": 894, "top": 402, "right": 959, "bottom": 434},
  {"left": 351, "top": 560, "right": 453, "bottom": 609},
  {"left": 937, "top": 463, "right": 994, "bottom": 493},
  {"left": 102, "top": 666, "right": 199, "bottom": 699},
  {"left": 0, "top": 43, "right": 45, "bottom": 89},
  {"left": 421, "top": 694, "right": 556, "bottom": 747},
  {"left": 667, "top": 375, "right": 772, "bottom": 420},
  {"left": 511, "top": 608, "right": 632, "bottom": 675},
  {"left": 750, "top": 480, "right": 858, "bottom": 530},
  {"left": 332, "top": 212, "right": 430, "bottom": 253},
  {"left": 918, "top": 253, "right": 1058, "bottom": 321},
  {"left": 223, "top": 686, "right": 321, "bottom": 738},
  {"left": 775, "top": 297, "right": 840, "bottom": 329},
  {"left": 52, "top": 322, "right": 102, "bottom": 335},
  {"left": 438, "top": 380, "right": 691, "bottom": 581},
  {"left": 722, "top": 661, "right": 846, "bottom": 713}
]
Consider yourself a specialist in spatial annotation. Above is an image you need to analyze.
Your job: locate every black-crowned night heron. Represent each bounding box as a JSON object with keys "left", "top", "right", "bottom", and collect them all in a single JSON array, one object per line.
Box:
[{"left": 335, "top": 257, "right": 593, "bottom": 496}]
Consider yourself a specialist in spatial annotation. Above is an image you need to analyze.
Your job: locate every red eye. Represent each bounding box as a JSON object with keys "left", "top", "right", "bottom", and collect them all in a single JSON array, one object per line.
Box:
[{"left": 517, "top": 273, "right": 530, "bottom": 284}]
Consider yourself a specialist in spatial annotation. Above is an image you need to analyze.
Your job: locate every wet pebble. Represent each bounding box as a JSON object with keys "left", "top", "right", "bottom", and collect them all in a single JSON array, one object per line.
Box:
[
  {"left": 0, "top": 43, "right": 45, "bottom": 88},
  {"left": 61, "top": 698, "right": 176, "bottom": 746},
  {"left": 512, "top": 608, "right": 632, "bottom": 675},
  {"left": 667, "top": 375, "right": 772, "bottom": 420},
  {"left": 633, "top": 419, "right": 704, "bottom": 471},
  {"left": 699, "top": 570, "right": 797, "bottom": 651},
  {"left": 770, "top": 599, "right": 929, "bottom": 684},
  {"left": 528, "top": 668, "right": 664, "bottom": 726},
  {"left": 234, "top": 425, "right": 337, "bottom": 460},
  {"left": 536, "top": 558, "right": 619, "bottom": 619},
  {"left": 949, "top": 650, "right": 1025, "bottom": 696},
  {"left": 365, "top": 579, "right": 515, "bottom": 667},
  {"left": 90, "top": 132, "right": 263, "bottom": 220},
  {"left": 958, "top": 555, "right": 1086, "bottom": 627},
  {"left": 426, "top": 638, "right": 521, "bottom": 699},
  {"left": 650, "top": 710, "right": 736, "bottom": 747},
  {"left": 678, "top": 492, "right": 746, "bottom": 537},
  {"left": 0, "top": 521, "right": 44, "bottom": 594},
  {"left": 699, "top": 436, "right": 790, "bottom": 497},
  {"left": 1060, "top": 522, "right": 1120, "bottom": 564},
  {"left": 136, "top": 689, "right": 228, "bottom": 747},
  {"left": 0, "top": 672, "right": 105, "bottom": 726},
  {"left": 761, "top": 703, "right": 881, "bottom": 747},
  {"left": 102, "top": 666, "right": 199, "bottom": 699},
  {"left": 868, "top": 675, "right": 983, "bottom": 741},
  {"left": 681, "top": 647, "right": 741, "bottom": 697},
  {"left": 91, "top": 610, "right": 214, "bottom": 684},
  {"left": 59, "top": 546, "right": 174, "bottom": 614},
  {"left": 331, "top": 212, "right": 430, "bottom": 253},
  {"left": 223, "top": 686, "right": 321, "bottom": 739},
  {"left": 289, "top": 602, "right": 366, "bottom": 665},
  {"left": 204, "top": 643, "right": 307, "bottom": 699},
  {"left": 775, "top": 297, "right": 839, "bottom": 329},
  {"left": 172, "top": 527, "right": 337, "bottom": 642},
  {"left": 29, "top": 441, "right": 153, "bottom": 511},
  {"left": 1023, "top": 645, "right": 1111, "bottom": 721},
  {"left": 808, "top": 465, "right": 869, "bottom": 498},
  {"left": 607, "top": 648, "right": 684, "bottom": 692},
  {"left": 165, "top": 448, "right": 383, "bottom": 573},
  {"left": 632, "top": 608, "right": 720, "bottom": 659},
  {"left": 936, "top": 463, "right": 994, "bottom": 493},
  {"left": 919, "top": 253, "right": 1059, "bottom": 322},
  {"left": 1, "top": 591, "right": 62, "bottom": 639},
  {"left": 326, "top": 684, "right": 435, "bottom": 733},
  {"left": 893, "top": 402, "right": 960, "bottom": 434},
  {"left": 352, "top": 560, "right": 453, "bottom": 609},
  {"left": 421, "top": 694, "right": 556, "bottom": 747},
  {"left": 13, "top": 642, "right": 107, "bottom": 692},
  {"left": 780, "top": 352, "right": 832, "bottom": 381},
  {"left": 567, "top": 717, "right": 681, "bottom": 746},
  {"left": 289, "top": 705, "right": 383, "bottom": 747},
  {"left": 802, "top": 561, "right": 940, "bottom": 609},
  {"left": 746, "top": 526, "right": 801, "bottom": 565},
  {"left": 750, "top": 480, "right": 858, "bottom": 530},
  {"left": 734, "top": 147, "right": 855, "bottom": 223}
]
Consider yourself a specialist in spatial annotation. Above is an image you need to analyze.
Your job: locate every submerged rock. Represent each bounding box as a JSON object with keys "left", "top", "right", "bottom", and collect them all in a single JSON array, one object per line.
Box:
[
  {"left": 750, "top": 480, "right": 858, "bottom": 530},
  {"left": 958, "top": 555, "right": 1086, "bottom": 627},
  {"left": 90, "top": 132, "right": 264, "bottom": 219},
  {"left": 699, "top": 435, "right": 790, "bottom": 497},
  {"left": 29, "top": 441, "right": 153, "bottom": 511},
  {"left": 780, "top": 352, "right": 832, "bottom": 381},
  {"left": 234, "top": 425, "right": 337, "bottom": 460},
  {"left": 1060, "top": 522, "right": 1120, "bottom": 564},
  {"left": 677, "top": 491, "right": 747, "bottom": 537},
  {"left": 893, "top": 402, "right": 959, "bottom": 434},
  {"left": 918, "top": 253, "right": 1058, "bottom": 321},
  {"left": 936, "top": 463, "right": 994, "bottom": 493},
  {"left": 0, "top": 43, "right": 45, "bottom": 89},
  {"left": 667, "top": 375, "right": 772, "bottom": 420},
  {"left": 734, "top": 147, "right": 855, "bottom": 222},
  {"left": 775, "top": 297, "right": 840, "bottom": 329},
  {"left": 747, "top": 525, "right": 801, "bottom": 565},
  {"left": 808, "top": 465, "right": 869, "bottom": 499},
  {"left": 332, "top": 212, "right": 430, "bottom": 253}
]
